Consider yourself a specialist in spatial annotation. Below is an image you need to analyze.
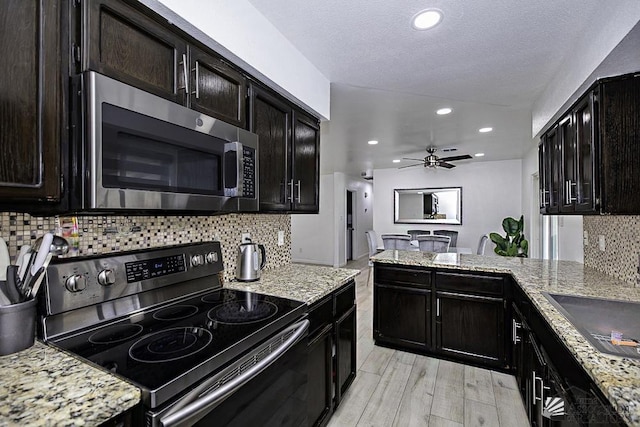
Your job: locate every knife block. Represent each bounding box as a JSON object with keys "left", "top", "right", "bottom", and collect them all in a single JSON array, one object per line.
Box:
[{"left": 0, "top": 295, "right": 36, "bottom": 355}]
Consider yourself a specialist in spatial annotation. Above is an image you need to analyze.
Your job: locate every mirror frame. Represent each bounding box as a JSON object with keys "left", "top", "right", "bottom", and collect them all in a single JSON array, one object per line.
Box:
[{"left": 394, "top": 187, "right": 462, "bottom": 225}]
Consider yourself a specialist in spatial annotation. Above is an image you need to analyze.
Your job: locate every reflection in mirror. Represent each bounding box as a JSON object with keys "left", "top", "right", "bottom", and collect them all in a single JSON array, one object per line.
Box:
[{"left": 394, "top": 187, "right": 462, "bottom": 224}]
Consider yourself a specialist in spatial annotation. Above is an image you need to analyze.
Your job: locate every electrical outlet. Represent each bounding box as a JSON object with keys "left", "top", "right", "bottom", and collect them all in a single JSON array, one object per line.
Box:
[
  {"left": 241, "top": 233, "right": 251, "bottom": 243},
  {"left": 598, "top": 235, "right": 606, "bottom": 252},
  {"left": 583, "top": 230, "right": 589, "bottom": 246},
  {"left": 277, "top": 230, "right": 285, "bottom": 246}
]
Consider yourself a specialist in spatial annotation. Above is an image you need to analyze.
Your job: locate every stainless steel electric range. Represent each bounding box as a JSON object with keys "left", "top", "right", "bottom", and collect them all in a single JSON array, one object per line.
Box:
[{"left": 38, "top": 242, "right": 309, "bottom": 427}]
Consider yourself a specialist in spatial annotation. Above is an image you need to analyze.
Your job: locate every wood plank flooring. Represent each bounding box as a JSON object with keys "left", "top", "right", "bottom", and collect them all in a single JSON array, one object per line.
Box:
[{"left": 327, "top": 257, "right": 529, "bottom": 427}]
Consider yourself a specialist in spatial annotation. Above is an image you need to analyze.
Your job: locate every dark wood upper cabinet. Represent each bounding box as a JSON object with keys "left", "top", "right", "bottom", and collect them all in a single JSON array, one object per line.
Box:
[
  {"left": 83, "top": 0, "right": 187, "bottom": 104},
  {"left": 539, "top": 73, "right": 640, "bottom": 215},
  {"left": 250, "top": 84, "right": 320, "bottom": 213},
  {"left": 291, "top": 110, "right": 320, "bottom": 212},
  {"left": 189, "top": 47, "right": 246, "bottom": 128},
  {"left": 250, "top": 84, "right": 291, "bottom": 211},
  {"left": 0, "top": 0, "right": 62, "bottom": 202}
]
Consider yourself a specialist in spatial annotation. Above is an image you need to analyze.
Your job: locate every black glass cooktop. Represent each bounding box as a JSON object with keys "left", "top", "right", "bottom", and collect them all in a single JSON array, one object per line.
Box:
[{"left": 51, "top": 288, "right": 306, "bottom": 407}]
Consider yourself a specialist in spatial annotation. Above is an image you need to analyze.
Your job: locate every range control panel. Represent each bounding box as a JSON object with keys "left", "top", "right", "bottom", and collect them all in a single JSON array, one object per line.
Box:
[{"left": 43, "top": 242, "right": 223, "bottom": 316}]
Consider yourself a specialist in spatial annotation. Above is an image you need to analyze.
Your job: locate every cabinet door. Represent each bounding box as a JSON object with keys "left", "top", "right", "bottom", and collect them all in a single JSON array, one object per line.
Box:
[
  {"left": 249, "top": 85, "right": 291, "bottom": 211},
  {"left": 291, "top": 110, "right": 320, "bottom": 212},
  {"left": 559, "top": 114, "right": 577, "bottom": 212},
  {"left": 335, "top": 305, "right": 356, "bottom": 406},
  {"left": 511, "top": 303, "right": 528, "bottom": 399},
  {"left": 573, "top": 93, "right": 597, "bottom": 213},
  {"left": 546, "top": 126, "right": 561, "bottom": 213},
  {"left": 538, "top": 142, "right": 549, "bottom": 213},
  {"left": 435, "top": 291, "right": 504, "bottom": 367},
  {"left": 307, "top": 324, "right": 333, "bottom": 427},
  {"left": 189, "top": 47, "right": 246, "bottom": 128},
  {"left": 0, "top": 0, "right": 62, "bottom": 201},
  {"left": 374, "top": 284, "right": 431, "bottom": 351},
  {"left": 83, "top": 0, "right": 187, "bottom": 104}
]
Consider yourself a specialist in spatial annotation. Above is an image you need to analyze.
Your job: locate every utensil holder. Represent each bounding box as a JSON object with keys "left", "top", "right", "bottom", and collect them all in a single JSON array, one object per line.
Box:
[{"left": 0, "top": 296, "right": 36, "bottom": 355}]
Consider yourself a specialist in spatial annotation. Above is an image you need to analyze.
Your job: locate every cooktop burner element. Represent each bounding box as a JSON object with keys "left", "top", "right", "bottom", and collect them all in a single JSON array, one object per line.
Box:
[
  {"left": 129, "top": 327, "right": 213, "bottom": 363},
  {"left": 152, "top": 304, "right": 199, "bottom": 321},
  {"left": 208, "top": 300, "right": 278, "bottom": 324},
  {"left": 89, "top": 324, "right": 144, "bottom": 345}
]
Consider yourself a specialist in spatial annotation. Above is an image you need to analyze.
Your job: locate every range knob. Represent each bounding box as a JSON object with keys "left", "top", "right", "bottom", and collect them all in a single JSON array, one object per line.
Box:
[
  {"left": 206, "top": 252, "right": 218, "bottom": 264},
  {"left": 98, "top": 269, "right": 116, "bottom": 286},
  {"left": 191, "top": 254, "right": 205, "bottom": 267},
  {"left": 65, "top": 274, "right": 86, "bottom": 292}
]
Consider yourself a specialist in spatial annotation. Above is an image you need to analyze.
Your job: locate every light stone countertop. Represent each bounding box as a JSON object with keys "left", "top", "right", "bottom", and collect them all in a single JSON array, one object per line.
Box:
[
  {"left": 372, "top": 250, "right": 640, "bottom": 426},
  {"left": 0, "top": 341, "right": 140, "bottom": 427},
  {"left": 225, "top": 263, "right": 360, "bottom": 305}
]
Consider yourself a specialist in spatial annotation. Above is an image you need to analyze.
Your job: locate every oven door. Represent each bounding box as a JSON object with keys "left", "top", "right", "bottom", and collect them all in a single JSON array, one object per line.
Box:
[
  {"left": 84, "top": 71, "right": 258, "bottom": 212},
  {"left": 150, "top": 319, "right": 309, "bottom": 427}
]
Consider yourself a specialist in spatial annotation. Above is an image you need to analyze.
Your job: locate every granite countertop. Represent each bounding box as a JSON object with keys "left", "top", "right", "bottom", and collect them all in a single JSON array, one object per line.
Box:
[
  {"left": 372, "top": 250, "right": 640, "bottom": 426},
  {"left": 225, "top": 263, "right": 360, "bottom": 305},
  {"left": 0, "top": 341, "right": 140, "bottom": 426}
]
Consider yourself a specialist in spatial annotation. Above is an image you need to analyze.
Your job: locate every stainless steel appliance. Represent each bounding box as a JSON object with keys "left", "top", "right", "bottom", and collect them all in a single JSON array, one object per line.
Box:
[
  {"left": 73, "top": 71, "right": 259, "bottom": 212},
  {"left": 39, "top": 242, "right": 308, "bottom": 426},
  {"left": 236, "top": 240, "right": 266, "bottom": 282}
]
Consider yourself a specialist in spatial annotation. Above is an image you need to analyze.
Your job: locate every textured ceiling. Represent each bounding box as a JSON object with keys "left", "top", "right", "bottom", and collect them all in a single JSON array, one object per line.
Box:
[{"left": 247, "top": 0, "right": 608, "bottom": 175}]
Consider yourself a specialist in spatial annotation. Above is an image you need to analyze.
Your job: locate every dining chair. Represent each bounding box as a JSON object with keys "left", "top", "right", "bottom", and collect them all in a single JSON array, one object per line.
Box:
[
  {"left": 381, "top": 234, "right": 412, "bottom": 250},
  {"left": 477, "top": 234, "right": 490, "bottom": 255},
  {"left": 365, "top": 231, "right": 384, "bottom": 286},
  {"left": 407, "top": 229, "right": 430, "bottom": 240},
  {"left": 433, "top": 230, "right": 458, "bottom": 248},
  {"left": 416, "top": 235, "right": 451, "bottom": 253}
]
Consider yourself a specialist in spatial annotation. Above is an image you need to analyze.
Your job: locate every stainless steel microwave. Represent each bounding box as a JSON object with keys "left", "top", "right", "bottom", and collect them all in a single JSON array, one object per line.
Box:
[{"left": 75, "top": 71, "right": 258, "bottom": 212}]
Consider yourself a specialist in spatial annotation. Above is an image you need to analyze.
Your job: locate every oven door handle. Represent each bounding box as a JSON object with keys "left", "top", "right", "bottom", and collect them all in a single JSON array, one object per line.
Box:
[{"left": 159, "top": 318, "right": 310, "bottom": 427}]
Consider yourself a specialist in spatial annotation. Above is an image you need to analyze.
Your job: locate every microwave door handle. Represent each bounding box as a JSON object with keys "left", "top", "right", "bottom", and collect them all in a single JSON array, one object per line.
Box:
[
  {"left": 159, "top": 319, "right": 310, "bottom": 427},
  {"left": 224, "top": 142, "right": 243, "bottom": 197}
]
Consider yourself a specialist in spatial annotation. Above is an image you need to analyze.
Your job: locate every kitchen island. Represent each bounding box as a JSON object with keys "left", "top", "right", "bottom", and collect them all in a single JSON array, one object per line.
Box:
[
  {"left": 0, "top": 341, "right": 140, "bottom": 426},
  {"left": 372, "top": 250, "right": 640, "bottom": 426}
]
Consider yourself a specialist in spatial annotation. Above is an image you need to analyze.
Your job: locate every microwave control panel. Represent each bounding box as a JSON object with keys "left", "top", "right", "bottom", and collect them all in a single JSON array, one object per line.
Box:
[{"left": 242, "top": 146, "right": 256, "bottom": 198}]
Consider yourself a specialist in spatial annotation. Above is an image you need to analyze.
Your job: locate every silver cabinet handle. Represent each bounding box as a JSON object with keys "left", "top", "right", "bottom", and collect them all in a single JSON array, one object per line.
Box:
[
  {"left": 287, "top": 180, "right": 294, "bottom": 202},
  {"left": 160, "top": 319, "right": 309, "bottom": 427},
  {"left": 512, "top": 320, "right": 521, "bottom": 344},
  {"left": 533, "top": 371, "right": 544, "bottom": 402},
  {"left": 295, "top": 180, "right": 301, "bottom": 203},
  {"left": 192, "top": 61, "right": 200, "bottom": 99},
  {"left": 436, "top": 298, "right": 440, "bottom": 317},
  {"left": 179, "top": 53, "right": 189, "bottom": 96},
  {"left": 568, "top": 179, "right": 576, "bottom": 202}
]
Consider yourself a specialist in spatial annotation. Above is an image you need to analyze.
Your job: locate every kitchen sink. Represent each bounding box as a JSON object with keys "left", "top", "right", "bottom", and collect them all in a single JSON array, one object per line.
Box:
[{"left": 542, "top": 292, "right": 640, "bottom": 359}]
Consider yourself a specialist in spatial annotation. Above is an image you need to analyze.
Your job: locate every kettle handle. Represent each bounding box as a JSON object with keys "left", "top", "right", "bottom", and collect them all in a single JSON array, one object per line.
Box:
[{"left": 258, "top": 244, "right": 267, "bottom": 270}]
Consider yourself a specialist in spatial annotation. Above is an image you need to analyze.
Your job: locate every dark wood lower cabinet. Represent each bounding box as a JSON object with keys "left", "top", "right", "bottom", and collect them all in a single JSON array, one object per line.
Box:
[
  {"left": 306, "top": 281, "right": 356, "bottom": 427},
  {"left": 374, "top": 283, "right": 430, "bottom": 351},
  {"left": 435, "top": 291, "right": 504, "bottom": 367}
]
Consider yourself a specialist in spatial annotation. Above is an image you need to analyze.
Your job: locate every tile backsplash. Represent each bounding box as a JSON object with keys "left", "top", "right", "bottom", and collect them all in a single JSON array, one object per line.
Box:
[
  {"left": 0, "top": 212, "right": 291, "bottom": 282},
  {"left": 583, "top": 215, "right": 640, "bottom": 286}
]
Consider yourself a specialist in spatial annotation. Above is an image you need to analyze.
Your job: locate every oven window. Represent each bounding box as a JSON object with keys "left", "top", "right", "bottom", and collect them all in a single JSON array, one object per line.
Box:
[{"left": 101, "top": 104, "right": 224, "bottom": 195}]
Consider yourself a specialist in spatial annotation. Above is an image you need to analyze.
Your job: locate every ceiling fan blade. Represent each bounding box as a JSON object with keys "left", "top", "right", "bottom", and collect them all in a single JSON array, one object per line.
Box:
[
  {"left": 398, "top": 163, "right": 424, "bottom": 169},
  {"left": 402, "top": 157, "right": 426, "bottom": 162},
  {"left": 438, "top": 162, "right": 456, "bottom": 169},
  {"left": 438, "top": 154, "right": 472, "bottom": 162}
]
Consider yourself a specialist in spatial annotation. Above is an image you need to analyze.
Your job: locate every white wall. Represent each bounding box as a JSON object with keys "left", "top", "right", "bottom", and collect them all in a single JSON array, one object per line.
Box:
[
  {"left": 373, "top": 160, "right": 522, "bottom": 251},
  {"left": 291, "top": 173, "right": 373, "bottom": 267},
  {"left": 142, "top": 0, "right": 330, "bottom": 119}
]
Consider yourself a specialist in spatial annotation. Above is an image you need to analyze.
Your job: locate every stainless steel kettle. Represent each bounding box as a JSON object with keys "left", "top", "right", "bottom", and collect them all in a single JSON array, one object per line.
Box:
[{"left": 236, "top": 240, "right": 267, "bottom": 281}]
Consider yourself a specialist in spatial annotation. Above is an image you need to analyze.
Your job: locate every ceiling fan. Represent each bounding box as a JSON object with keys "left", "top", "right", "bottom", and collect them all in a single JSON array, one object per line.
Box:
[{"left": 400, "top": 147, "right": 472, "bottom": 169}]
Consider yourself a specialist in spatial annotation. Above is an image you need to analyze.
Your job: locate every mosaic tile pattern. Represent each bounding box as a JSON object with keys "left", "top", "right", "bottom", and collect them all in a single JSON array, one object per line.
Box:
[
  {"left": 0, "top": 212, "right": 291, "bottom": 282},
  {"left": 583, "top": 215, "right": 640, "bottom": 286},
  {"left": 372, "top": 250, "right": 640, "bottom": 425}
]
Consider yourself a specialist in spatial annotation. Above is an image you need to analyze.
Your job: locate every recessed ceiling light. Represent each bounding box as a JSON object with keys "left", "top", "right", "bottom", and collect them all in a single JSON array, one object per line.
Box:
[
  {"left": 392, "top": 159, "right": 401, "bottom": 163},
  {"left": 412, "top": 9, "right": 443, "bottom": 30},
  {"left": 479, "top": 127, "right": 493, "bottom": 133},
  {"left": 475, "top": 153, "right": 485, "bottom": 157},
  {"left": 368, "top": 140, "right": 379, "bottom": 145},
  {"left": 436, "top": 108, "right": 452, "bottom": 115}
]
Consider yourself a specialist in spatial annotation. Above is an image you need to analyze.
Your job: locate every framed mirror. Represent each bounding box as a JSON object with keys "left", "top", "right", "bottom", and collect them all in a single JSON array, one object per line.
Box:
[{"left": 394, "top": 187, "right": 462, "bottom": 224}]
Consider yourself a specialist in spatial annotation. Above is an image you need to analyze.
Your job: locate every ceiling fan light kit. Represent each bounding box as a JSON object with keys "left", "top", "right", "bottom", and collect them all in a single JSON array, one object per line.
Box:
[{"left": 400, "top": 147, "right": 472, "bottom": 170}]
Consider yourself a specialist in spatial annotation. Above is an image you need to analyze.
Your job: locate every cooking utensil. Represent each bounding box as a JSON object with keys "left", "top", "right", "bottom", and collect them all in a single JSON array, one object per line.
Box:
[
  {"left": 15, "top": 245, "right": 31, "bottom": 269},
  {"left": 0, "top": 283, "right": 11, "bottom": 306},
  {"left": 17, "top": 253, "right": 31, "bottom": 283},
  {"left": 0, "top": 238, "right": 9, "bottom": 282},
  {"left": 25, "top": 254, "right": 52, "bottom": 299},
  {"left": 236, "top": 240, "right": 267, "bottom": 282},
  {"left": 4, "top": 266, "right": 23, "bottom": 304}
]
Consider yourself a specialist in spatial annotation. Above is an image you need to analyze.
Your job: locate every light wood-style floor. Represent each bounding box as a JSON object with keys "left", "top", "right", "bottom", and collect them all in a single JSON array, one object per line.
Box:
[{"left": 328, "top": 257, "right": 529, "bottom": 427}]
